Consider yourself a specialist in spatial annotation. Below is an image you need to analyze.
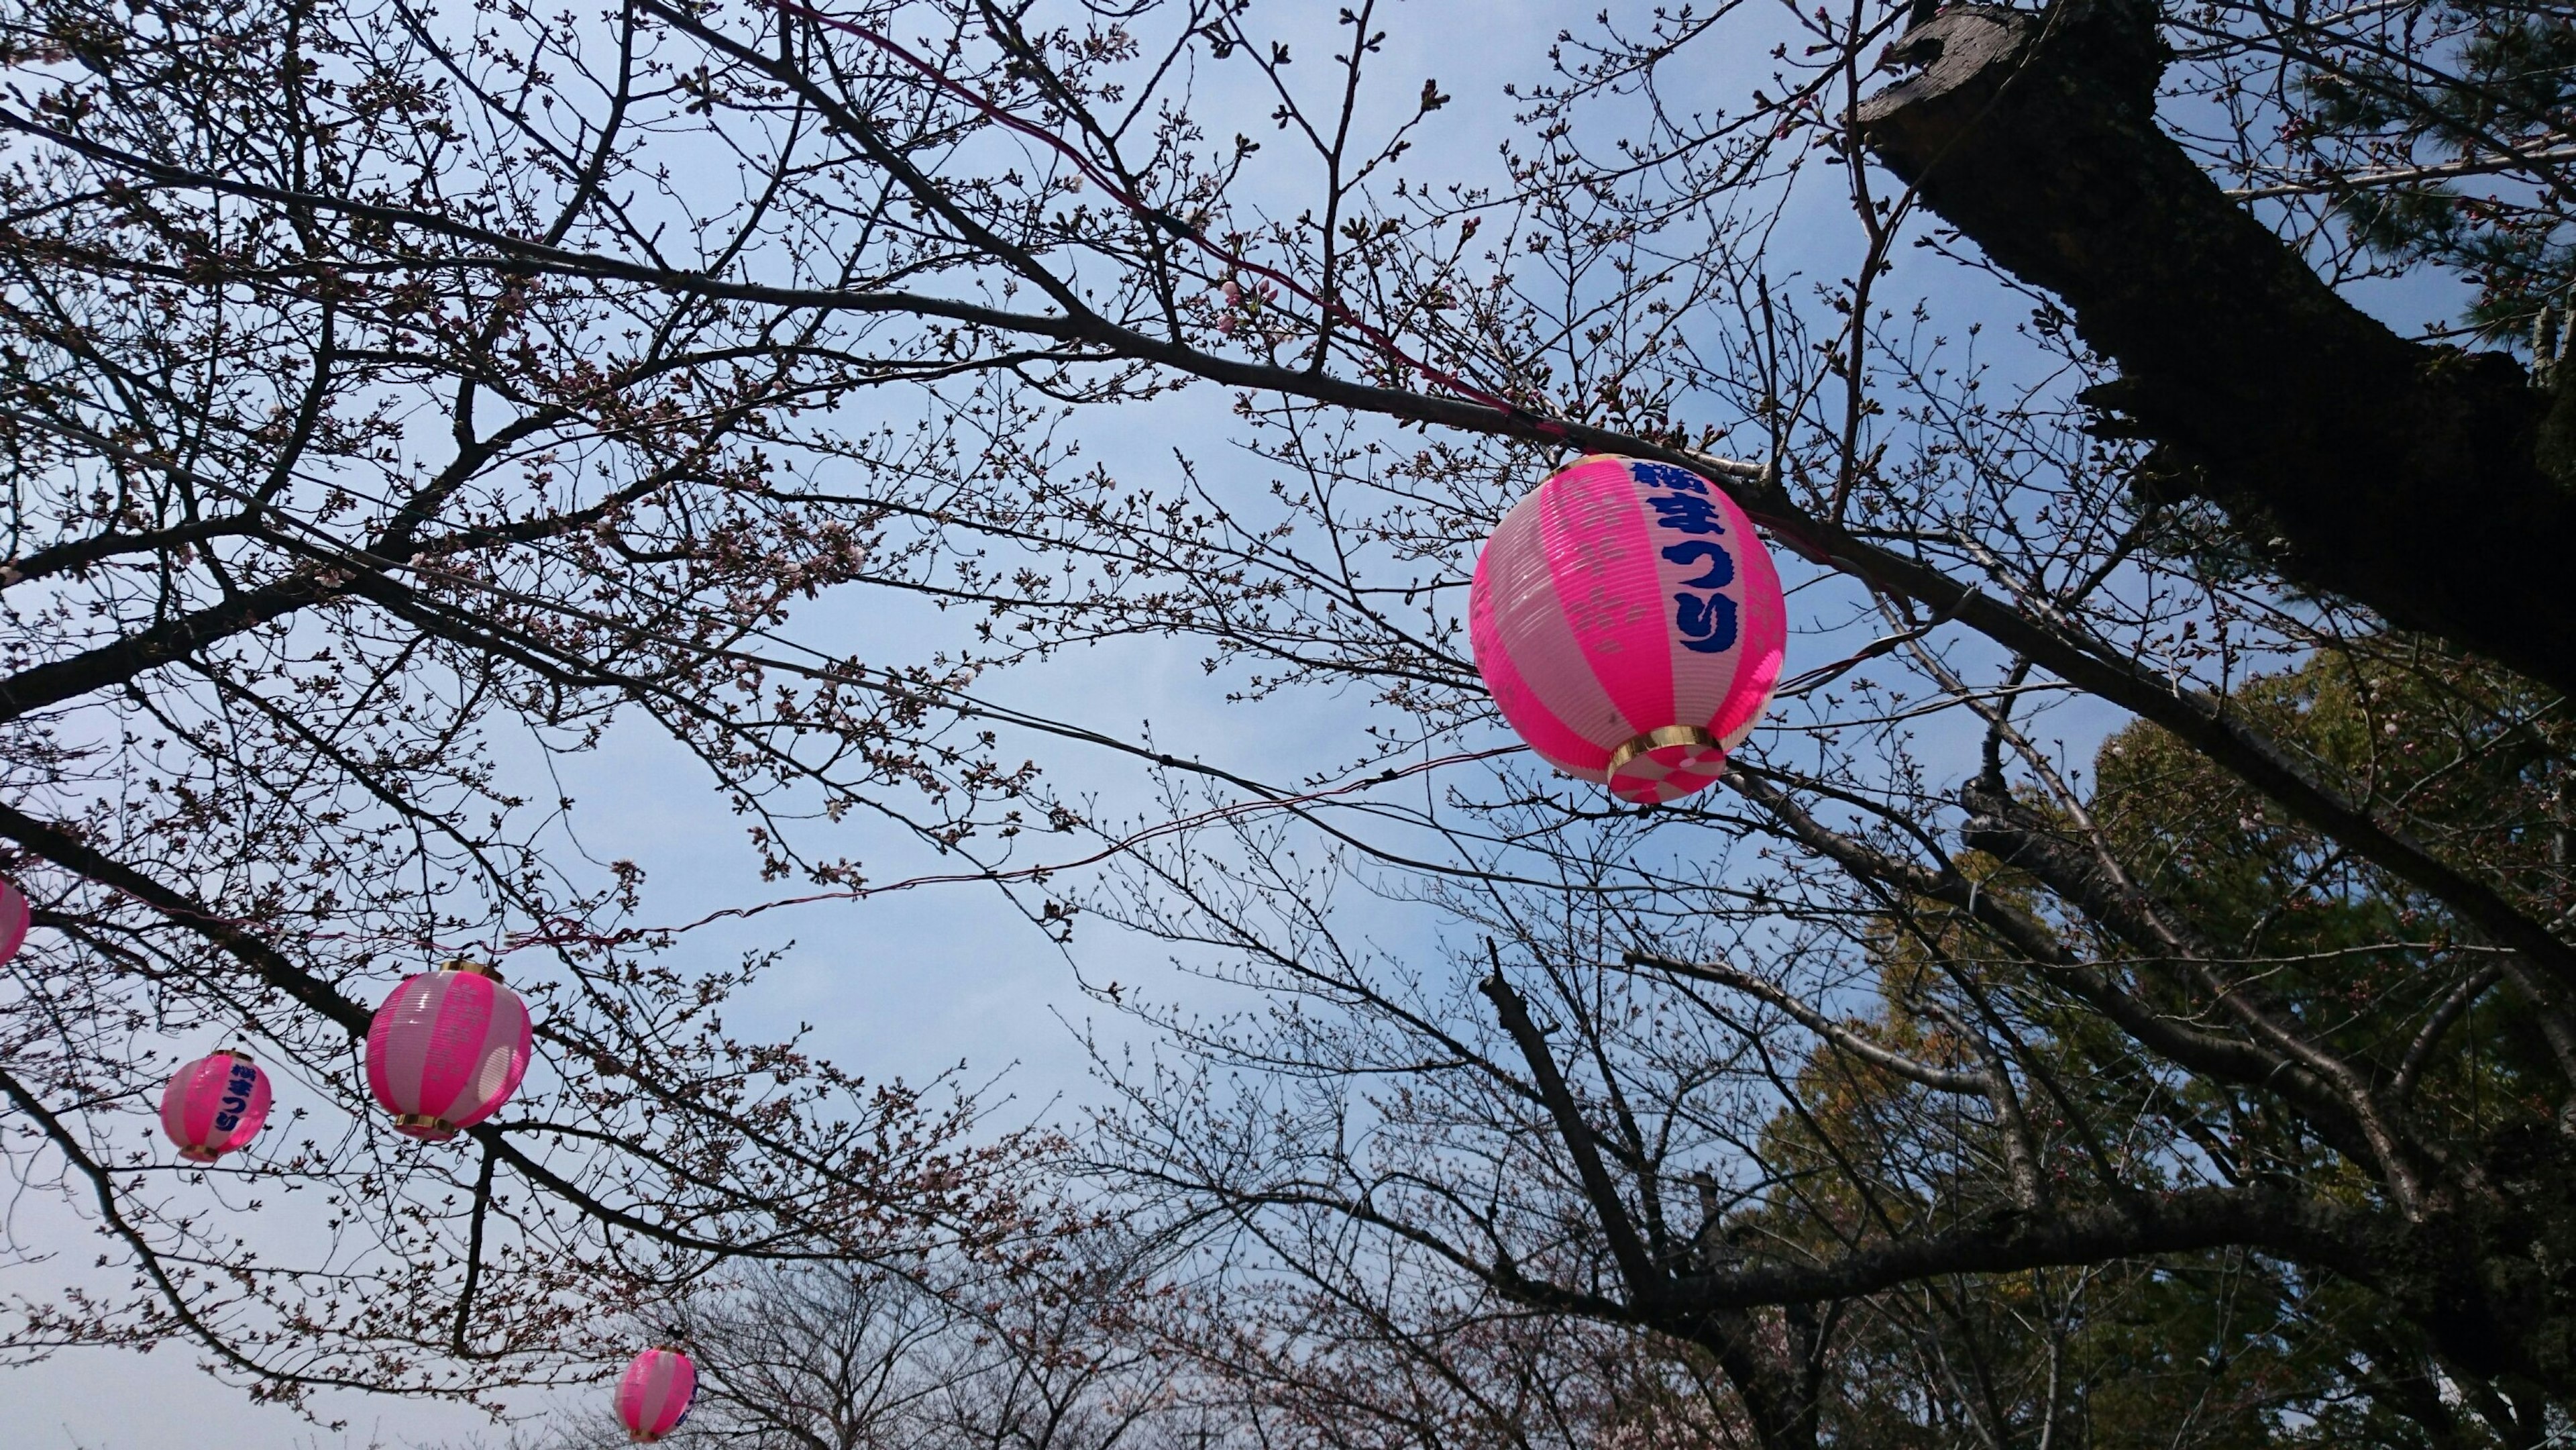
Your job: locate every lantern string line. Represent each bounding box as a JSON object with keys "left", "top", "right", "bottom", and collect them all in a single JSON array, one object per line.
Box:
[
  {"left": 488, "top": 743, "right": 1517, "bottom": 955},
  {"left": 755, "top": 0, "right": 1574, "bottom": 439},
  {"left": 0, "top": 413, "right": 1544, "bottom": 966},
  {"left": 43, "top": 746, "right": 1517, "bottom": 963}
]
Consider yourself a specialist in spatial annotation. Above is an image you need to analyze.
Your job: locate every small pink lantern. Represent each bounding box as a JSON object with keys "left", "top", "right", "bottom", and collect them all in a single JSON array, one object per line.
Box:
[
  {"left": 616, "top": 1345, "right": 698, "bottom": 1443},
  {"left": 1469, "top": 454, "right": 1787, "bottom": 804},
  {"left": 0, "top": 873, "right": 30, "bottom": 966},
  {"left": 159, "top": 1049, "right": 272, "bottom": 1163},
  {"left": 364, "top": 960, "right": 532, "bottom": 1141}
]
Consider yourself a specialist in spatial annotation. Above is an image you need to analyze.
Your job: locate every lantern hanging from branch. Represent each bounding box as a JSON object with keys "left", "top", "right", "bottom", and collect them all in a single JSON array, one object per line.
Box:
[
  {"left": 0, "top": 874, "right": 30, "bottom": 968},
  {"left": 159, "top": 1049, "right": 272, "bottom": 1163},
  {"left": 364, "top": 960, "right": 531, "bottom": 1141},
  {"left": 1468, "top": 454, "right": 1787, "bottom": 804},
  {"left": 616, "top": 1345, "right": 698, "bottom": 1443}
]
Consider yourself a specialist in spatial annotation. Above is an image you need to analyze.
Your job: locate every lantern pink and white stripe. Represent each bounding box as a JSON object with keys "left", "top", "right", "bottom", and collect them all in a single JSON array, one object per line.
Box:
[
  {"left": 159, "top": 1049, "right": 272, "bottom": 1163},
  {"left": 616, "top": 1345, "right": 697, "bottom": 1443},
  {"left": 0, "top": 873, "right": 30, "bottom": 967},
  {"left": 364, "top": 960, "right": 532, "bottom": 1141},
  {"left": 1469, "top": 454, "right": 1787, "bottom": 805}
]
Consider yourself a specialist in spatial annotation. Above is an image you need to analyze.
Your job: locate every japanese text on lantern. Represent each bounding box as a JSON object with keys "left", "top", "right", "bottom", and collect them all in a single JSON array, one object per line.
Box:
[
  {"left": 214, "top": 1059, "right": 257, "bottom": 1133},
  {"left": 1633, "top": 462, "right": 1738, "bottom": 654}
]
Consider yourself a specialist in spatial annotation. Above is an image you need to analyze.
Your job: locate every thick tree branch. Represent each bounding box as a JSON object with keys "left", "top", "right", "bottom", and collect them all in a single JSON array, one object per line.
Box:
[
  {"left": 32, "top": 54, "right": 2576, "bottom": 1018},
  {"left": 1664, "top": 1184, "right": 2376, "bottom": 1311},
  {"left": 0, "top": 514, "right": 262, "bottom": 588},
  {"left": 0, "top": 798, "right": 372, "bottom": 1033},
  {"left": 1477, "top": 962, "right": 1660, "bottom": 1293},
  {"left": 0, "top": 566, "right": 341, "bottom": 725},
  {"left": 1857, "top": 0, "right": 2576, "bottom": 698}
]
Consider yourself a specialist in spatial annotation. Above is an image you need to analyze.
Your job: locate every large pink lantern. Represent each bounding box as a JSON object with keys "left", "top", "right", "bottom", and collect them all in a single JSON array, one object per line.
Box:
[
  {"left": 1469, "top": 454, "right": 1786, "bottom": 804},
  {"left": 364, "top": 960, "right": 532, "bottom": 1141},
  {"left": 0, "top": 873, "right": 30, "bottom": 967},
  {"left": 616, "top": 1345, "right": 698, "bottom": 1443},
  {"left": 159, "top": 1049, "right": 272, "bottom": 1163}
]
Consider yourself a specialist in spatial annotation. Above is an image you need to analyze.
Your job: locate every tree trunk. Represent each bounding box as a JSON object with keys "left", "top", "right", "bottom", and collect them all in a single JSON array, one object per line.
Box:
[{"left": 1856, "top": 0, "right": 2576, "bottom": 696}]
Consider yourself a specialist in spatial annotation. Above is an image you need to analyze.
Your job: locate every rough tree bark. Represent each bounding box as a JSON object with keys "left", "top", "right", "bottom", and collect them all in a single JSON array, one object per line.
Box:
[{"left": 1856, "top": 0, "right": 2576, "bottom": 696}]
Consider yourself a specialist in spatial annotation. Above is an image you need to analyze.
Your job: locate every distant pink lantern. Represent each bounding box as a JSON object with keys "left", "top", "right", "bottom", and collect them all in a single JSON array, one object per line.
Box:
[
  {"left": 616, "top": 1345, "right": 698, "bottom": 1443},
  {"left": 159, "top": 1049, "right": 272, "bottom": 1163},
  {"left": 0, "top": 873, "right": 30, "bottom": 966},
  {"left": 364, "top": 960, "right": 532, "bottom": 1141},
  {"left": 1469, "top": 454, "right": 1787, "bottom": 804}
]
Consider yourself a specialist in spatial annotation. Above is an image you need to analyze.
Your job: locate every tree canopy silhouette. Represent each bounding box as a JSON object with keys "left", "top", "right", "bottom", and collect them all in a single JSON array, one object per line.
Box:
[{"left": 7, "top": 0, "right": 2576, "bottom": 1444}]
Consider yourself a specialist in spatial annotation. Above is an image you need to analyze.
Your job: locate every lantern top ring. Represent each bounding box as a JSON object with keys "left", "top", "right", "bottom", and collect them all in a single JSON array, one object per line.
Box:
[
  {"left": 438, "top": 957, "right": 499, "bottom": 981},
  {"left": 1606, "top": 725, "right": 1719, "bottom": 778}
]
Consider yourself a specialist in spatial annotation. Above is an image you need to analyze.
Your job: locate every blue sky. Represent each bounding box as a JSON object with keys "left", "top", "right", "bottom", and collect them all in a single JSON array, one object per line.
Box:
[{"left": 0, "top": 0, "right": 2485, "bottom": 1442}]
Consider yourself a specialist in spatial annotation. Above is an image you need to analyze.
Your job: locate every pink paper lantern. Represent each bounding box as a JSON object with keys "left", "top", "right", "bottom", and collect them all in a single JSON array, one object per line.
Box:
[
  {"left": 365, "top": 960, "right": 532, "bottom": 1141},
  {"left": 0, "top": 873, "right": 30, "bottom": 967},
  {"left": 159, "top": 1049, "right": 272, "bottom": 1163},
  {"left": 616, "top": 1345, "right": 698, "bottom": 1443},
  {"left": 1469, "top": 454, "right": 1787, "bottom": 804}
]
